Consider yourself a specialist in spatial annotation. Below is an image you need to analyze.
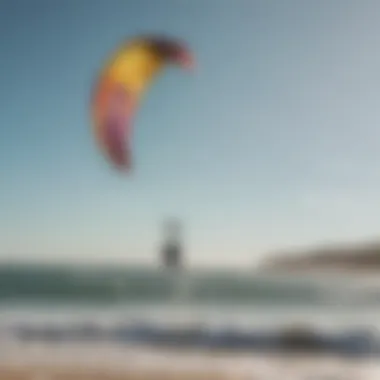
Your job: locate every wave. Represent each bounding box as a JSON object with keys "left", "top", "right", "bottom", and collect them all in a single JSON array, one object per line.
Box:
[{"left": 0, "top": 264, "right": 379, "bottom": 306}]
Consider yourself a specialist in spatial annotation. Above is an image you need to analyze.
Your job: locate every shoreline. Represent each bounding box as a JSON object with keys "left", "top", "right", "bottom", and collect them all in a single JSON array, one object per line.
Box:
[
  {"left": 0, "top": 366, "right": 232, "bottom": 380},
  {"left": 1, "top": 344, "right": 380, "bottom": 379}
]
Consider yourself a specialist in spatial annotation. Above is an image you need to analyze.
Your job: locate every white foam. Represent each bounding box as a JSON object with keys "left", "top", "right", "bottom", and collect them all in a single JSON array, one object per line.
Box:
[{"left": 1, "top": 303, "right": 380, "bottom": 333}]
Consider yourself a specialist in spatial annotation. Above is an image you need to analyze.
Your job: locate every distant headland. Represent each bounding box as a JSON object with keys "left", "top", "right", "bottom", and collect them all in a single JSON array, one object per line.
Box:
[{"left": 260, "top": 239, "right": 380, "bottom": 273}]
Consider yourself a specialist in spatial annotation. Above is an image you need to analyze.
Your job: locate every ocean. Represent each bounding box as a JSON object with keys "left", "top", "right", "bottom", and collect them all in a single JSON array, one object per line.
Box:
[
  {"left": 0, "top": 263, "right": 379, "bottom": 332},
  {"left": 1, "top": 264, "right": 380, "bottom": 379}
]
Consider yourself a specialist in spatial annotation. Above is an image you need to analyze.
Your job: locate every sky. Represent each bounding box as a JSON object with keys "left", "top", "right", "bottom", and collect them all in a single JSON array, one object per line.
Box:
[{"left": 1, "top": 0, "right": 380, "bottom": 268}]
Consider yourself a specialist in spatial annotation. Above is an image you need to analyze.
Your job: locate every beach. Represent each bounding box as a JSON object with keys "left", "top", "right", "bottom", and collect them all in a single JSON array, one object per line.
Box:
[
  {"left": 0, "top": 355, "right": 379, "bottom": 380},
  {"left": 1, "top": 343, "right": 380, "bottom": 380},
  {"left": 0, "top": 367, "right": 231, "bottom": 380}
]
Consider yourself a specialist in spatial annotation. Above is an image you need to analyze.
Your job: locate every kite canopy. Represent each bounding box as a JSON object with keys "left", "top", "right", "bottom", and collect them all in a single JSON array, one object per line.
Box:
[{"left": 91, "top": 35, "right": 194, "bottom": 172}]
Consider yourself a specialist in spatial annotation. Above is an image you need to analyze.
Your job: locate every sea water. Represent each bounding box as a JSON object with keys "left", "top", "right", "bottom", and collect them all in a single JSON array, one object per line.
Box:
[
  {"left": 0, "top": 264, "right": 379, "bottom": 333},
  {"left": 1, "top": 265, "right": 380, "bottom": 379}
]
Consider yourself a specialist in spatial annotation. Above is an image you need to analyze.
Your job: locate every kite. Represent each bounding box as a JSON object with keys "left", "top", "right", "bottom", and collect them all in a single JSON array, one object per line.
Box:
[{"left": 91, "top": 35, "right": 194, "bottom": 171}]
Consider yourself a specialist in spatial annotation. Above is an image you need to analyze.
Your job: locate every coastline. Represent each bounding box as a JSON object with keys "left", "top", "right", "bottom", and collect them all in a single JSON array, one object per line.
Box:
[
  {"left": 0, "top": 366, "right": 231, "bottom": 380},
  {"left": 1, "top": 343, "right": 380, "bottom": 379}
]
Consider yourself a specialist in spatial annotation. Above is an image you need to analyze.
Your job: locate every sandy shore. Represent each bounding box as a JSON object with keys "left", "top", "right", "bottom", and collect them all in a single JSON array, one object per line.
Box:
[
  {"left": 0, "top": 366, "right": 232, "bottom": 380},
  {"left": 1, "top": 343, "right": 380, "bottom": 379},
  {"left": 1, "top": 358, "right": 379, "bottom": 380}
]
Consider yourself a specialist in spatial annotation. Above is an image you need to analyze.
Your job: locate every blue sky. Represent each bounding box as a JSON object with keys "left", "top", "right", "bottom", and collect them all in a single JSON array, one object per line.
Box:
[{"left": 1, "top": 0, "right": 380, "bottom": 268}]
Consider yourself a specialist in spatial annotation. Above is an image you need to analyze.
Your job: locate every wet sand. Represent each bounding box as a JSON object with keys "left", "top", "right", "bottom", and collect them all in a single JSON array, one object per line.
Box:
[
  {"left": 1, "top": 343, "right": 379, "bottom": 380},
  {"left": 0, "top": 358, "right": 378, "bottom": 380},
  {"left": 0, "top": 366, "right": 232, "bottom": 380}
]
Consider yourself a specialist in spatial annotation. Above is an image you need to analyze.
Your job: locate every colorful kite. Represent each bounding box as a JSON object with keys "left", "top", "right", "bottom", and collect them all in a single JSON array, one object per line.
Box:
[{"left": 91, "top": 35, "right": 194, "bottom": 171}]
